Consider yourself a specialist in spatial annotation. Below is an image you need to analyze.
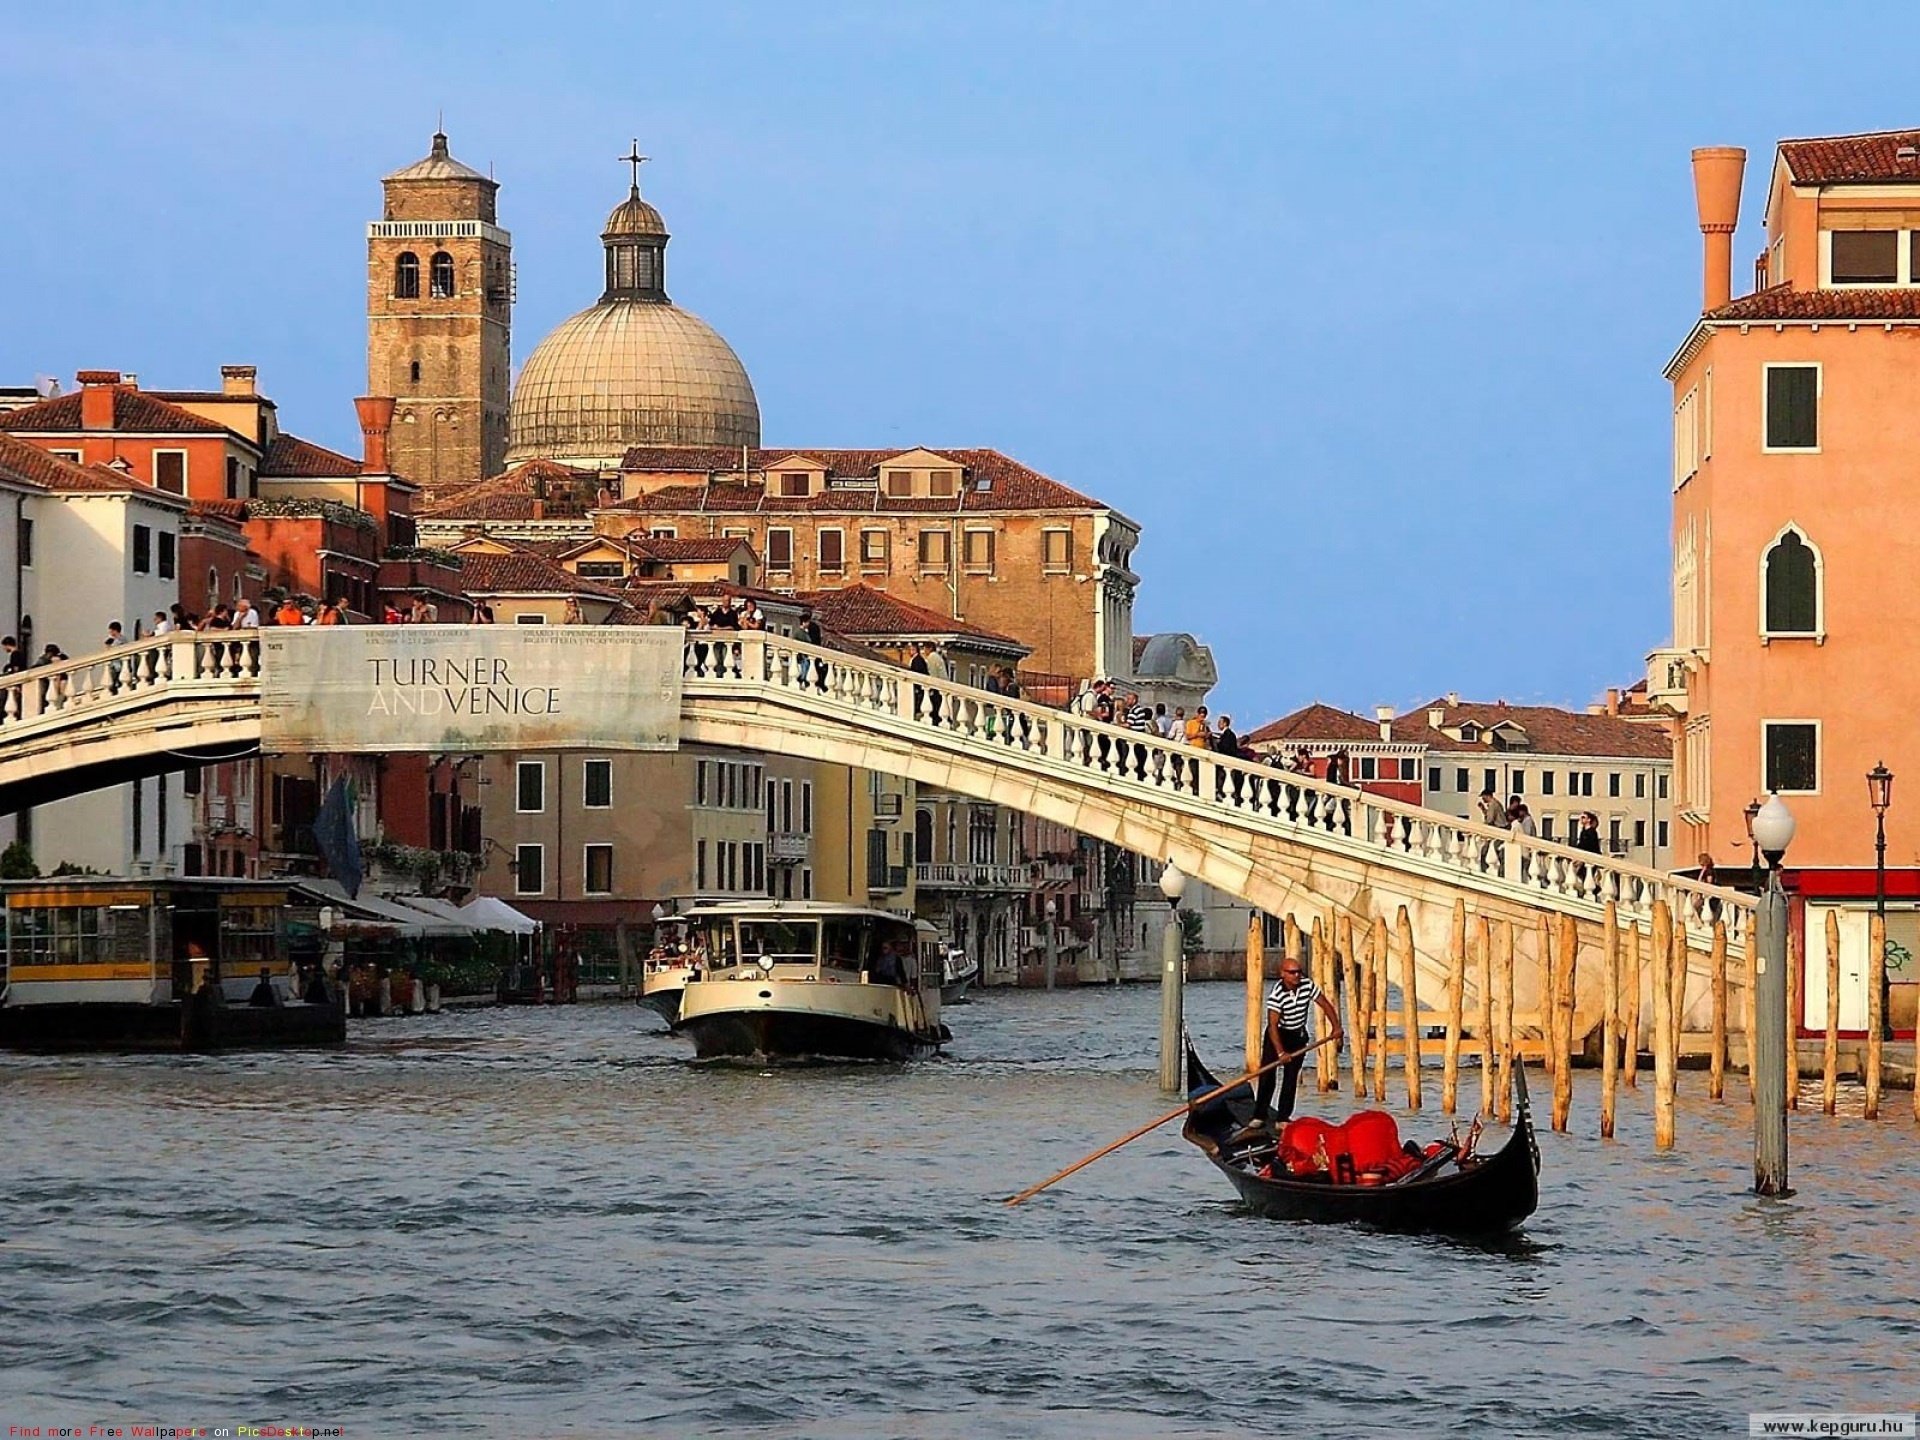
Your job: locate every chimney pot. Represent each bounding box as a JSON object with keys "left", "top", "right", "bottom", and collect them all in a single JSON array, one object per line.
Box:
[
  {"left": 1427, "top": 707, "right": 1445, "bottom": 729},
  {"left": 1373, "top": 704, "right": 1395, "bottom": 742},
  {"left": 1691, "top": 146, "right": 1747, "bottom": 312},
  {"left": 221, "top": 365, "right": 258, "bottom": 398},
  {"left": 354, "top": 395, "right": 396, "bottom": 475},
  {"left": 1445, "top": 692, "right": 1459, "bottom": 706}
]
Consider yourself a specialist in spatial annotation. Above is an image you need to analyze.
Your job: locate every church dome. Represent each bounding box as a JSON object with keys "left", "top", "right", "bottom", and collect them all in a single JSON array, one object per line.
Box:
[
  {"left": 508, "top": 301, "right": 760, "bottom": 464},
  {"left": 507, "top": 157, "right": 759, "bottom": 467}
]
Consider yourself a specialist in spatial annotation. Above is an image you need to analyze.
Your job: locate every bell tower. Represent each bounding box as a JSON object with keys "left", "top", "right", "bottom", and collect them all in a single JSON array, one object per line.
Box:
[{"left": 367, "top": 129, "right": 510, "bottom": 487}]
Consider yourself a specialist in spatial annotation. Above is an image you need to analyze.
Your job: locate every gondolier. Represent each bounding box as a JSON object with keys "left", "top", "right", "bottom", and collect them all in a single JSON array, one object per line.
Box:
[{"left": 1243, "top": 956, "right": 1342, "bottom": 1133}]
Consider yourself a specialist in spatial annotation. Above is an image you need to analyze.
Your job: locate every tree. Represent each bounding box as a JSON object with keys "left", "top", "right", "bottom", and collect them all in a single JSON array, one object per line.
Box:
[{"left": 0, "top": 840, "right": 39, "bottom": 879}]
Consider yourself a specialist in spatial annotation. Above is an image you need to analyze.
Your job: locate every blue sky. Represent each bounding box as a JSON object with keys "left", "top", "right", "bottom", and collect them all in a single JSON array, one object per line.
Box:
[{"left": 0, "top": 3, "right": 1910, "bottom": 723}]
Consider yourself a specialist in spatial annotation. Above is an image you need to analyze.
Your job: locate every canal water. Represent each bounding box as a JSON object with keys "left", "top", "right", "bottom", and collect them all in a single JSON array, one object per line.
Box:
[{"left": 2, "top": 985, "right": 1914, "bottom": 1438}]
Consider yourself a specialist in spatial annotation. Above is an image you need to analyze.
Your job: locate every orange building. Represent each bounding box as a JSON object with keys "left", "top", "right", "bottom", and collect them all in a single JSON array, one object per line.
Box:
[{"left": 1658, "top": 129, "right": 1920, "bottom": 1033}]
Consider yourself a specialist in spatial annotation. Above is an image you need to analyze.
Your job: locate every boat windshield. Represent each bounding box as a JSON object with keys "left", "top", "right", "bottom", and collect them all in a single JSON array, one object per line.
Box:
[
  {"left": 738, "top": 919, "right": 819, "bottom": 966},
  {"left": 823, "top": 919, "right": 867, "bottom": 973},
  {"left": 695, "top": 918, "right": 737, "bottom": 967}
]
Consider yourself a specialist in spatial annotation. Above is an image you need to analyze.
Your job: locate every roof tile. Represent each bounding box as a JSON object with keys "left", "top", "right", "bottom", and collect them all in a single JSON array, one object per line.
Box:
[
  {"left": 796, "top": 584, "right": 1028, "bottom": 651},
  {"left": 0, "top": 387, "right": 236, "bottom": 437},
  {"left": 1706, "top": 284, "right": 1920, "bottom": 322},
  {"left": 1779, "top": 129, "right": 1920, "bottom": 185}
]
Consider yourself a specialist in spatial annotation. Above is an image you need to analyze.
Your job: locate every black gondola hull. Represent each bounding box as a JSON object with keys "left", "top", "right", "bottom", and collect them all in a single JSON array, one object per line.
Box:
[{"left": 1182, "top": 1042, "right": 1539, "bottom": 1235}]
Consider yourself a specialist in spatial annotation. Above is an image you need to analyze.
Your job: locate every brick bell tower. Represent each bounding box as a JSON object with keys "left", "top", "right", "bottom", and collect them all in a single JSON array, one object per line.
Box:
[{"left": 367, "top": 129, "right": 511, "bottom": 487}]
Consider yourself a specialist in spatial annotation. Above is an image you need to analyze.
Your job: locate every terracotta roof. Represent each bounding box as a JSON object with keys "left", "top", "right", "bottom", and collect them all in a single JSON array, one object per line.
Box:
[
  {"left": 630, "top": 535, "right": 748, "bottom": 563},
  {"left": 146, "top": 390, "right": 278, "bottom": 409},
  {"left": 0, "top": 433, "right": 181, "bottom": 501},
  {"left": 1405, "top": 700, "right": 1673, "bottom": 761},
  {"left": 1244, "top": 702, "right": 1445, "bottom": 749},
  {"left": 1779, "top": 129, "right": 1920, "bottom": 185},
  {"left": 0, "top": 387, "right": 238, "bottom": 438},
  {"left": 1705, "top": 284, "right": 1920, "bottom": 321},
  {"left": 611, "top": 446, "right": 1101, "bottom": 512},
  {"left": 456, "top": 552, "right": 624, "bottom": 598},
  {"left": 263, "top": 432, "right": 360, "bottom": 479},
  {"left": 187, "top": 498, "right": 249, "bottom": 523},
  {"left": 416, "top": 459, "right": 604, "bottom": 520},
  {"left": 796, "top": 584, "right": 1028, "bottom": 652}
]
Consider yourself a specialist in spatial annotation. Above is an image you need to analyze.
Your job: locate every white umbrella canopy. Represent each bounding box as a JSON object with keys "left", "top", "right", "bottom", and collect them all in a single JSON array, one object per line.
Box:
[{"left": 457, "top": 896, "right": 540, "bottom": 934}]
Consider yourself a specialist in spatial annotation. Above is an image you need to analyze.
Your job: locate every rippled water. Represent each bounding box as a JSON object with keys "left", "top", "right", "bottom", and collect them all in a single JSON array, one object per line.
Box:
[{"left": 2, "top": 985, "right": 1915, "bottom": 1438}]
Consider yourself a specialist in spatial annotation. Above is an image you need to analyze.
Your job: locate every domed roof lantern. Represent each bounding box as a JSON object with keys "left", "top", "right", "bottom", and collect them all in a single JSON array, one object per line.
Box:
[{"left": 603, "top": 141, "right": 669, "bottom": 301}]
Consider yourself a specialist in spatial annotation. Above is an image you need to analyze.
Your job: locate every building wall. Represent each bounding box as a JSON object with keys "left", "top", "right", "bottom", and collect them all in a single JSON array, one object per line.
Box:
[
  {"left": 1672, "top": 322, "right": 1920, "bottom": 874},
  {"left": 1422, "top": 750, "right": 1674, "bottom": 870}
]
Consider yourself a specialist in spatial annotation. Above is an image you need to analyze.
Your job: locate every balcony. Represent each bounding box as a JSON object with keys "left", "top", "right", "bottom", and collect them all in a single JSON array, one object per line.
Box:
[
  {"left": 1644, "top": 648, "right": 1696, "bottom": 712},
  {"left": 769, "top": 831, "right": 809, "bottom": 864},
  {"left": 916, "top": 862, "right": 1030, "bottom": 892}
]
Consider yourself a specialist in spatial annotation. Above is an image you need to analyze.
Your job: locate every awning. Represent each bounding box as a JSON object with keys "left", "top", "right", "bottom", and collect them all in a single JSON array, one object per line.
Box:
[
  {"left": 457, "top": 895, "right": 541, "bottom": 934},
  {"left": 293, "top": 879, "right": 480, "bottom": 937}
]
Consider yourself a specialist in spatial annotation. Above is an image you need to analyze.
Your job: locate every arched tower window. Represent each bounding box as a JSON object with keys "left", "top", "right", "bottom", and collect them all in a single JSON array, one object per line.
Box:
[
  {"left": 1763, "top": 526, "right": 1820, "bottom": 637},
  {"left": 394, "top": 252, "right": 420, "bottom": 299},
  {"left": 430, "top": 251, "right": 455, "bottom": 299}
]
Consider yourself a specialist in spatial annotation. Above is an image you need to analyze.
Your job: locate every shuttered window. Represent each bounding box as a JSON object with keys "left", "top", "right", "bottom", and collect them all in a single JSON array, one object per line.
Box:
[
  {"left": 818, "top": 528, "right": 844, "bottom": 571},
  {"left": 1765, "top": 366, "right": 1818, "bottom": 450},
  {"left": 918, "top": 530, "right": 950, "bottom": 569},
  {"left": 766, "top": 528, "right": 793, "bottom": 570},
  {"left": 1830, "top": 230, "right": 1897, "bottom": 284}
]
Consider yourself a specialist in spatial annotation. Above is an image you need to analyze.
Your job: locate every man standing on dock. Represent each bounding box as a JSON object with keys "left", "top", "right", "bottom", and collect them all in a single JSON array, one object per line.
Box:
[{"left": 1244, "top": 955, "right": 1343, "bottom": 1134}]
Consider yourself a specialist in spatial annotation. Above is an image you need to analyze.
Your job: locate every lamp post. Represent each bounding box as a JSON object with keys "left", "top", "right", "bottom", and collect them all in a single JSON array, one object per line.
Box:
[
  {"left": 1158, "top": 860, "right": 1188, "bottom": 1094},
  {"left": 1868, "top": 762, "right": 1894, "bottom": 1040},
  {"left": 1043, "top": 896, "right": 1057, "bottom": 992},
  {"left": 1744, "top": 798, "right": 1763, "bottom": 888},
  {"left": 1752, "top": 795, "right": 1796, "bottom": 1197}
]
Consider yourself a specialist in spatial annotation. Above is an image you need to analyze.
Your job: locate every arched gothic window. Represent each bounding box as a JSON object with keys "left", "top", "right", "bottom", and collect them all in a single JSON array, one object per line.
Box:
[
  {"left": 394, "top": 252, "right": 420, "bottom": 299},
  {"left": 429, "top": 251, "right": 455, "bottom": 298},
  {"left": 1763, "top": 527, "right": 1819, "bottom": 636}
]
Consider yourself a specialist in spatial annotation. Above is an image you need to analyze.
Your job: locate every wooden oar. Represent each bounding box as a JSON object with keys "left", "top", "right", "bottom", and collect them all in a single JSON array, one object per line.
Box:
[{"left": 1001, "top": 1035, "right": 1337, "bottom": 1207}]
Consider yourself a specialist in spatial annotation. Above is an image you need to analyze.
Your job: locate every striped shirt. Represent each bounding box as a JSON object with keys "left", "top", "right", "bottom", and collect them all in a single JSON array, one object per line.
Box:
[{"left": 1265, "top": 976, "right": 1321, "bottom": 1034}]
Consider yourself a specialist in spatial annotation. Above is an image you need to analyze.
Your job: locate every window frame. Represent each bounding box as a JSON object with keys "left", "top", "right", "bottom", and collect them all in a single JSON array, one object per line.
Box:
[
  {"left": 394, "top": 251, "right": 420, "bottom": 299},
  {"left": 583, "top": 843, "right": 614, "bottom": 896},
  {"left": 917, "top": 528, "right": 951, "bottom": 572},
  {"left": 583, "top": 758, "right": 612, "bottom": 809},
  {"left": 131, "top": 524, "right": 152, "bottom": 575},
  {"left": 961, "top": 527, "right": 995, "bottom": 573},
  {"left": 516, "top": 760, "right": 546, "bottom": 814},
  {"left": 1041, "top": 527, "right": 1073, "bottom": 573},
  {"left": 157, "top": 530, "right": 176, "bottom": 581},
  {"left": 1762, "top": 362, "right": 1821, "bottom": 454},
  {"left": 1824, "top": 228, "right": 1903, "bottom": 287},
  {"left": 1759, "top": 523, "right": 1825, "bottom": 642},
  {"left": 514, "top": 843, "right": 544, "bottom": 896},
  {"left": 1761, "top": 718, "right": 1822, "bottom": 797},
  {"left": 765, "top": 526, "right": 794, "bottom": 572},
  {"left": 858, "top": 528, "right": 890, "bottom": 570},
  {"left": 429, "top": 250, "right": 456, "bottom": 299},
  {"left": 817, "top": 527, "right": 845, "bottom": 573},
  {"left": 152, "top": 449, "right": 188, "bottom": 495}
]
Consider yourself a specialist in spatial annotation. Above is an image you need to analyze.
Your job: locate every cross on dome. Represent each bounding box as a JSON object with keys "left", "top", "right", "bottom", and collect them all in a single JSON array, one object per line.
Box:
[{"left": 620, "top": 139, "right": 650, "bottom": 196}]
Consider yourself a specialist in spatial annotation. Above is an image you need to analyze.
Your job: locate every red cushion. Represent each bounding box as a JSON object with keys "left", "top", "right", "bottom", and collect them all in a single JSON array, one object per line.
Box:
[{"left": 1341, "top": 1111, "right": 1403, "bottom": 1173}]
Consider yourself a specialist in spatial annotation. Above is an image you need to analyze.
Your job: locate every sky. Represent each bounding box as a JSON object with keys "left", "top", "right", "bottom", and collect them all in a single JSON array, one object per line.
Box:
[{"left": 1, "top": 2, "right": 1912, "bottom": 724}]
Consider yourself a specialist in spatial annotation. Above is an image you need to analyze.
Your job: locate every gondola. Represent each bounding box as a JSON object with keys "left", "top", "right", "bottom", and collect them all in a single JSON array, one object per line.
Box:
[{"left": 1180, "top": 1040, "right": 1539, "bottom": 1235}]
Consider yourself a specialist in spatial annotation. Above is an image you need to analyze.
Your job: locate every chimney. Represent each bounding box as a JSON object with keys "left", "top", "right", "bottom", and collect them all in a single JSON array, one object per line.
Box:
[
  {"left": 77, "top": 370, "right": 121, "bottom": 430},
  {"left": 1374, "top": 705, "right": 1395, "bottom": 742},
  {"left": 531, "top": 498, "right": 547, "bottom": 521},
  {"left": 1691, "top": 146, "right": 1746, "bottom": 312},
  {"left": 1605, "top": 686, "right": 1621, "bottom": 715},
  {"left": 1445, "top": 692, "right": 1459, "bottom": 706},
  {"left": 221, "top": 365, "right": 258, "bottom": 398},
  {"left": 1428, "top": 707, "right": 1445, "bottom": 730},
  {"left": 354, "top": 395, "right": 396, "bottom": 475}
]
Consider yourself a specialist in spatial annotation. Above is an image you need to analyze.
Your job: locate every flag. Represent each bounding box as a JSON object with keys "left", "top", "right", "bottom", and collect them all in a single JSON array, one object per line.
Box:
[{"left": 312, "top": 775, "right": 364, "bottom": 899}]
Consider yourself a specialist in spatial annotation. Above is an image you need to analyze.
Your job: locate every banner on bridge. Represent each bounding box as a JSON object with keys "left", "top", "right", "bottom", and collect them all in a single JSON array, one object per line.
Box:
[{"left": 259, "top": 626, "right": 683, "bottom": 754}]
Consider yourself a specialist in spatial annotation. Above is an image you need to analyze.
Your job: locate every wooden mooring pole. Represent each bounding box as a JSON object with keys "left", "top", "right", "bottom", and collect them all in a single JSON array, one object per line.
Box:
[
  {"left": 1442, "top": 899, "right": 1465, "bottom": 1115},
  {"left": 1867, "top": 912, "right": 1885, "bottom": 1120},
  {"left": 1244, "top": 911, "right": 1264, "bottom": 1075},
  {"left": 1709, "top": 920, "right": 1728, "bottom": 1102},
  {"left": 1651, "top": 899, "right": 1677, "bottom": 1151},
  {"left": 1313, "top": 916, "right": 1336, "bottom": 1094},
  {"left": 1338, "top": 914, "right": 1364, "bottom": 1096},
  {"left": 1396, "top": 906, "right": 1422, "bottom": 1112},
  {"left": 1600, "top": 901, "right": 1618, "bottom": 1140},
  {"left": 1786, "top": 927, "right": 1801, "bottom": 1112},
  {"left": 1477, "top": 915, "right": 1494, "bottom": 1118},
  {"left": 1371, "top": 915, "right": 1389, "bottom": 1103},
  {"left": 1822, "top": 909, "right": 1841, "bottom": 1116},
  {"left": 1742, "top": 922, "right": 1758, "bottom": 1103},
  {"left": 1553, "top": 913, "right": 1577, "bottom": 1133},
  {"left": 1495, "top": 919, "right": 1515, "bottom": 1124},
  {"left": 1623, "top": 923, "right": 1642, "bottom": 1090}
]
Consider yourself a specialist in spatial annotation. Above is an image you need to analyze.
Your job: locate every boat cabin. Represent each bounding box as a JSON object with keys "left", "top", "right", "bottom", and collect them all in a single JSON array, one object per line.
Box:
[{"left": 680, "top": 901, "right": 939, "bottom": 989}]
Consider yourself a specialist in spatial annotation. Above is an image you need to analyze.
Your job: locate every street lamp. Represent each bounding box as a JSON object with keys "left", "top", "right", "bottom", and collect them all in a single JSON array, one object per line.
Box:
[
  {"left": 1042, "top": 895, "right": 1058, "bottom": 992},
  {"left": 1744, "top": 798, "right": 1763, "bottom": 886},
  {"left": 1752, "top": 794, "right": 1795, "bottom": 1197},
  {"left": 1868, "top": 761, "right": 1894, "bottom": 1039},
  {"left": 1157, "top": 861, "right": 1189, "bottom": 1094}
]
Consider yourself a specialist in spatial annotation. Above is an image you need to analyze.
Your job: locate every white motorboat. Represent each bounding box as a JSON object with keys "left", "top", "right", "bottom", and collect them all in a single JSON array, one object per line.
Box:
[
  {"left": 939, "top": 944, "right": 978, "bottom": 1005},
  {"left": 672, "top": 901, "right": 948, "bottom": 1061}
]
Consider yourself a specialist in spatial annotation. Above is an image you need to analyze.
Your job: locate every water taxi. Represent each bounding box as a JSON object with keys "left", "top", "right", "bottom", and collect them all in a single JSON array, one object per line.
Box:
[
  {"left": 939, "top": 943, "right": 979, "bottom": 1005},
  {"left": 0, "top": 878, "right": 345, "bottom": 1052},
  {"left": 672, "top": 901, "right": 948, "bottom": 1061}
]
